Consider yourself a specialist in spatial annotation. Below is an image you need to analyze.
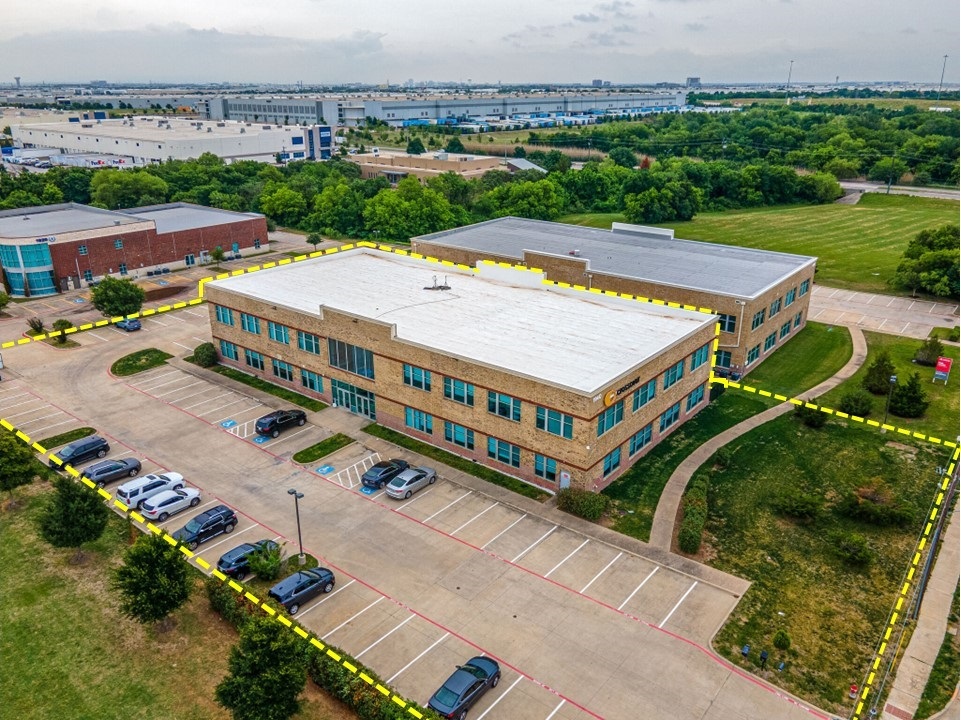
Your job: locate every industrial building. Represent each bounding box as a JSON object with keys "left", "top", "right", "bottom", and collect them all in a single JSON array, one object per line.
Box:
[
  {"left": 0, "top": 202, "right": 266, "bottom": 296},
  {"left": 11, "top": 118, "right": 333, "bottom": 165},
  {"left": 411, "top": 218, "right": 817, "bottom": 377},
  {"left": 349, "top": 150, "right": 502, "bottom": 184},
  {"left": 204, "top": 247, "right": 716, "bottom": 491}
]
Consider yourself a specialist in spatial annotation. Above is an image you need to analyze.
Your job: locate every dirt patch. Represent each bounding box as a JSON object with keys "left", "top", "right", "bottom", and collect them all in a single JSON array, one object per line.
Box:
[{"left": 884, "top": 441, "right": 919, "bottom": 455}]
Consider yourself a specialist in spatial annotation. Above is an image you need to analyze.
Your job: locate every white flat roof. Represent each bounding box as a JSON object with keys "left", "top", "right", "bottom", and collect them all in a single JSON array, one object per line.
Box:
[{"left": 208, "top": 248, "right": 715, "bottom": 395}]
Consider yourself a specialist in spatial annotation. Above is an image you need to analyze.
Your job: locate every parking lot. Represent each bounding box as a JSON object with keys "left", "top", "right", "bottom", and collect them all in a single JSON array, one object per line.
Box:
[{"left": 0, "top": 306, "right": 827, "bottom": 720}]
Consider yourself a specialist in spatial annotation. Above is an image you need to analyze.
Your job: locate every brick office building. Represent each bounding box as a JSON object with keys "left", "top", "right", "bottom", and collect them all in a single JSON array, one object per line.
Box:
[
  {"left": 0, "top": 202, "right": 266, "bottom": 296},
  {"left": 412, "top": 218, "right": 818, "bottom": 377},
  {"left": 205, "top": 247, "right": 717, "bottom": 492}
]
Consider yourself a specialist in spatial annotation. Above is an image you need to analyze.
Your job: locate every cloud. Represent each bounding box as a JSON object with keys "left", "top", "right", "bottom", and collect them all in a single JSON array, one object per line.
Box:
[
  {"left": 596, "top": 1, "right": 635, "bottom": 18},
  {"left": 612, "top": 24, "right": 637, "bottom": 33},
  {"left": 586, "top": 32, "right": 630, "bottom": 47},
  {"left": 685, "top": 22, "right": 708, "bottom": 31},
  {"left": 901, "top": 27, "right": 918, "bottom": 34},
  {"left": 573, "top": 13, "right": 601, "bottom": 22}
]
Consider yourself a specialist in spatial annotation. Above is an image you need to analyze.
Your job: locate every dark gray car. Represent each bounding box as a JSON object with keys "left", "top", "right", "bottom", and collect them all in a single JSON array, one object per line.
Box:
[
  {"left": 50, "top": 435, "right": 110, "bottom": 470},
  {"left": 267, "top": 568, "right": 335, "bottom": 615},
  {"left": 80, "top": 458, "right": 142, "bottom": 487}
]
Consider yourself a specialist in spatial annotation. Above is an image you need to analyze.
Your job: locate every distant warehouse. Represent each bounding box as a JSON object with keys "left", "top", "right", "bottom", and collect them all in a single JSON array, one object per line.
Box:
[
  {"left": 205, "top": 247, "right": 716, "bottom": 492},
  {"left": 412, "top": 218, "right": 817, "bottom": 377}
]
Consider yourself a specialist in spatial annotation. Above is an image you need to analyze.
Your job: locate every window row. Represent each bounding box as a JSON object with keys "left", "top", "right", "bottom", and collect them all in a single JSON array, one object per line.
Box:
[{"left": 219, "top": 340, "right": 325, "bottom": 394}]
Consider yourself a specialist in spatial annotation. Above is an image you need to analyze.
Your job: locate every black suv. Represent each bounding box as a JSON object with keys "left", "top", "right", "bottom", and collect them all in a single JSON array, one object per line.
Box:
[
  {"left": 80, "top": 458, "right": 142, "bottom": 487},
  {"left": 268, "top": 568, "right": 336, "bottom": 615},
  {"left": 361, "top": 459, "right": 410, "bottom": 489},
  {"left": 216, "top": 539, "right": 280, "bottom": 580},
  {"left": 255, "top": 409, "right": 307, "bottom": 438},
  {"left": 171, "top": 505, "right": 238, "bottom": 550},
  {"left": 50, "top": 435, "right": 110, "bottom": 470}
]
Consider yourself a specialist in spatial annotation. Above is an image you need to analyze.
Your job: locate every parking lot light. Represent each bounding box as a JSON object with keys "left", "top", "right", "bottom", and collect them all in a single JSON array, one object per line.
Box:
[{"left": 288, "top": 488, "right": 305, "bottom": 565}]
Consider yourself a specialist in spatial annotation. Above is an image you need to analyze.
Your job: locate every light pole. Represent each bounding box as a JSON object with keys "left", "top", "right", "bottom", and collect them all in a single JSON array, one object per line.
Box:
[
  {"left": 883, "top": 374, "right": 898, "bottom": 427},
  {"left": 936, "top": 55, "right": 949, "bottom": 102},
  {"left": 786, "top": 60, "right": 795, "bottom": 102},
  {"left": 287, "top": 488, "right": 305, "bottom": 565}
]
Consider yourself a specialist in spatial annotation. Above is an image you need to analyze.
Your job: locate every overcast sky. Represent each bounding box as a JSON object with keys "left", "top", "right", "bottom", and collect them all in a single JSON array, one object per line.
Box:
[{"left": 2, "top": 0, "right": 958, "bottom": 86}]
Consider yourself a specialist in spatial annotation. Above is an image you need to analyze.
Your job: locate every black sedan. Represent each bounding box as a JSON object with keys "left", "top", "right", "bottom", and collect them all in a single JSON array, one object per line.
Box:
[
  {"left": 255, "top": 409, "right": 307, "bottom": 438},
  {"left": 216, "top": 539, "right": 280, "bottom": 580},
  {"left": 267, "top": 568, "right": 336, "bottom": 615},
  {"left": 360, "top": 458, "right": 410, "bottom": 489},
  {"left": 79, "top": 458, "right": 142, "bottom": 487},
  {"left": 427, "top": 656, "right": 501, "bottom": 719}
]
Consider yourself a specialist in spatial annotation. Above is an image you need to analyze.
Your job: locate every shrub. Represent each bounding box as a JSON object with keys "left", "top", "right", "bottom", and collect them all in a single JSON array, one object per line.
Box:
[
  {"left": 51, "top": 318, "right": 73, "bottom": 344},
  {"left": 677, "top": 474, "right": 710, "bottom": 554},
  {"left": 0, "top": 290, "right": 10, "bottom": 313},
  {"left": 713, "top": 446, "right": 733, "bottom": 469},
  {"left": 192, "top": 342, "right": 218, "bottom": 368},
  {"left": 247, "top": 543, "right": 285, "bottom": 583},
  {"left": 773, "top": 629, "right": 792, "bottom": 651},
  {"left": 27, "top": 316, "right": 45, "bottom": 334},
  {"left": 793, "top": 399, "right": 828, "bottom": 428},
  {"left": 771, "top": 487, "right": 821, "bottom": 521},
  {"left": 837, "top": 481, "right": 912, "bottom": 527},
  {"left": 862, "top": 350, "right": 897, "bottom": 395},
  {"left": 205, "top": 577, "right": 257, "bottom": 629},
  {"left": 889, "top": 372, "right": 929, "bottom": 418},
  {"left": 914, "top": 337, "right": 944, "bottom": 367},
  {"left": 839, "top": 388, "right": 873, "bottom": 417},
  {"left": 556, "top": 488, "right": 610, "bottom": 521},
  {"left": 831, "top": 531, "right": 873, "bottom": 567}
]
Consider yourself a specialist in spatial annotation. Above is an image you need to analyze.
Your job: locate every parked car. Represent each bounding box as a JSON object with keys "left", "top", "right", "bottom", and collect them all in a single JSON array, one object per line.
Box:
[
  {"left": 267, "top": 568, "right": 335, "bottom": 615},
  {"left": 255, "top": 409, "right": 307, "bottom": 438},
  {"left": 172, "top": 505, "right": 238, "bottom": 550},
  {"left": 427, "top": 656, "right": 501, "bottom": 719},
  {"left": 49, "top": 435, "right": 110, "bottom": 469},
  {"left": 116, "top": 472, "right": 185, "bottom": 510},
  {"left": 139, "top": 487, "right": 201, "bottom": 522},
  {"left": 116, "top": 318, "right": 142, "bottom": 332},
  {"left": 80, "top": 458, "right": 142, "bottom": 487},
  {"left": 361, "top": 459, "right": 410, "bottom": 489},
  {"left": 385, "top": 466, "right": 436, "bottom": 499},
  {"left": 215, "top": 539, "right": 280, "bottom": 580}
]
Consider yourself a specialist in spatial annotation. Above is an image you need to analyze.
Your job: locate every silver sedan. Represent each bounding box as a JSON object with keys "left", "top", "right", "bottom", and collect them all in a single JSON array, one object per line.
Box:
[{"left": 385, "top": 466, "right": 436, "bottom": 499}]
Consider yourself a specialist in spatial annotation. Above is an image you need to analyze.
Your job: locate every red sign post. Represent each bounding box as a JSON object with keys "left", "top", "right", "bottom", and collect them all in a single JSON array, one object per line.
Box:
[{"left": 933, "top": 356, "right": 953, "bottom": 384}]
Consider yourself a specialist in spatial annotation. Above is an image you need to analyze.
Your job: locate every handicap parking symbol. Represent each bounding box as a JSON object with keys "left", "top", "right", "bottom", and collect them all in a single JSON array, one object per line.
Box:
[
  {"left": 359, "top": 485, "right": 377, "bottom": 495},
  {"left": 220, "top": 419, "right": 237, "bottom": 429},
  {"left": 252, "top": 435, "right": 270, "bottom": 445},
  {"left": 318, "top": 464, "right": 334, "bottom": 475}
]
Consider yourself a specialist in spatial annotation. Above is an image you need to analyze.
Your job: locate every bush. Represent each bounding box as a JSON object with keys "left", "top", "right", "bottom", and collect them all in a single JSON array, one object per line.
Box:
[
  {"left": 247, "top": 543, "right": 285, "bottom": 583},
  {"left": 831, "top": 531, "right": 873, "bottom": 567},
  {"left": 192, "top": 342, "right": 218, "bottom": 368},
  {"left": 839, "top": 388, "right": 873, "bottom": 417},
  {"left": 773, "top": 629, "right": 792, "bottom": 651},
  {"left": 771, "top": 487, "right": 821, "bottom": 521},
  {"left": 556, "top": 488, "right": 610, "bottom": 521},
  {"left": 27, "top": 317, "right": 45, "bottom": 334},
  {"left": 889, "top": 372, "right": 929, "bottom": 418},
  {"left": 205, "top": 577, "right": 257, "bottom": 628},
  {"left": 51, "top": 319, "right": 73, "bottom": 344},
  {"left": 713, "top": 446, "right": 733, "bottom": 469},
  {"left": 862, "top": 350, "right": 897, "bottom": 395},
  {"left": 914, "top": 337, "right": 944, "bottom": 367},
  {"left": 837, "top": 481, "right": 912, "bottom": 527},
  {"left": 793, "top": 399, "right": 828, "bottom": 428},
  {"left": 677, "top": 474, "right": 710, "bottom": 554}
]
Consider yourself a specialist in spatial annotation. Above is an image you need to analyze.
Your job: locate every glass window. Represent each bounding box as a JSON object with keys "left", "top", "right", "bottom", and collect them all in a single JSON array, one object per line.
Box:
[
  {"left": 799, "top": 279, "right": 810, "bottom": 296},
  {"left": 254, "top": 238, "right": 262, "bottom": 249},
  {"left": 764, "top": 332, "right": 777, "bottom": 351},
  {"left": 686, "top": 384, "right": 705, "bottom": 411},
  {"left": 769, "top": 297, "right": 782, "bottom": 317},
  {"left": 240, "top": 313, "right": 260, "bottom": 334},
  {"left": 536, "top": 407, "right": 573, "bottom": 439},
  {"left": 488, "top": 391, "right": 521, "bottom": 422},
  {"left": 794, "top": 311, "right": 803, "bottom": 328},
  {"left": 298, "top": 331, "right": 320, "bottom": 354},
  {"left": 443, "top": 377, "right": 474, "bottom": 406},
  {"left": 632, "top": 379, "right": 656, "bottom": 411},
  {"left": 747, "top": 345, "right": 761, "bottom": 365},
  {"left": 244, "top": 348, "right": 264, "bottom": 371},
  {"left": 114, "top": 238, "right": 123, "bottom": 249},
  {"left": 272, "top": 359, "right": 294, "bottom": 381},
  {"left": 663, "top": 360, "right": 684, "bottom": 389},
  {"left": 405, "top": 407, "right": 433, "bottom": 434},
  {"left": 444, "top": 421, "right": 474, "bottom": 450},
  {"left": 715, "top": 350, "right": 732, "bottom": 368},
  {"left": 780, "top": 322, "right": 791, "bottom": 339},
  {"left": 629, "top": 424, "right": 653, "bottom": 456},
  {"left": 785, "top": 288, "right": 797, "bottom": 307},
  {"left": 534, "top": 454, "right": 557, "bottom": 482},
  {"left": 751, "top": 309, "right": 766, "bottom": 330},
  {"left": 268, "top": 321, "right": 289, "bottom": 344},
  {"left": 215, "top": 305, "right": 234, "bottom": 326},
  {"left": 327, "top": 338, "right": 375, "bottom": 379},
  {"left": 690, "top": 343, "right": 710, "bottom": 371},
  {"left": 660, "top": 402, "right": 681, "bottom": 432},
  {"left": 83, "top": 269, "right": 93, "bottom": 282},
  {"left": 78, "top": 245, "right": 88, "bottom": 256},
  {"left": 487, "top": 437, "right": 520, "bottom": 467},
  {"left": 219, "top": 339, "right": 238, "bottom": 361},
  {"left": 301, "top": 369, "right": 323, "bottom": 392},
  {"left": 602, "top": 447, "right": 621, "bottom": 477},
  {"left": 403, "top": 364, "right": 432, "bottom": 391},
  {"left": 118, "top": 263, "right": 128, "bottom": 276},
  {"left": 597, "top": 401, "right": 624, "bottom": 436},
  {"left": 718, "top": 313, "right": 736, "bottom": 333}
]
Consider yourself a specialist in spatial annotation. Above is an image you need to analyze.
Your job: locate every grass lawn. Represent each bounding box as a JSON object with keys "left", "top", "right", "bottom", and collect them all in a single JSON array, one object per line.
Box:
[
  {"left": 705, "top": 416, "right": 949, "bottom": 713},
  {"left": 36, "top": 426, "right": 95, "bottom": 450},
  {"left": 208, "top": 365, "right": 327, "bottom": 412},
  {"left": 602, "top": 390, "right": 776, "bottom": 541},
  {"left": 739, "top": 97, "right": 961, "bottom": 111},
  {"left": 292, "top": 433, "right": 354, "bottom": 464},
  {"left": 739, "top": 322, "right": 854, "bottom": 398},
  {"left": 818, "top": 331, "right": 960, "bottom": 440},
  {"left": 110, "top": 348, "right": 173, "bottom": 377},
  {"left": 559, "top": 194, "right": 960, "bottom": 294}
]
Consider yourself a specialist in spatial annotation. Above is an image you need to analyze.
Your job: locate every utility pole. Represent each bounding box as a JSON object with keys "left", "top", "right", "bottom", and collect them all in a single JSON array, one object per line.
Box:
[
  {"left": 786, "top": 60, "right": 795, "bottom": 104},
  {"left": 936, "top": 54, "right": 949, "bottom": 102}
]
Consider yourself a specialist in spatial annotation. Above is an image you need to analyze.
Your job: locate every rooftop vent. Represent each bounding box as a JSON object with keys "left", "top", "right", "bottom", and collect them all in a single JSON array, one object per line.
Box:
[
  {"left": 423, "top": 275, "right": 451, "bottom": 291},
  {"left": 569, "top": 249, "right": 581, "bottom": 257}
]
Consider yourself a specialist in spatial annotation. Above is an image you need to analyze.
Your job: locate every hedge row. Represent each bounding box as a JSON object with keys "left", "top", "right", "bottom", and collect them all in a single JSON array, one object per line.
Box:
[
  {"left": 556, "top": 487, "right": 610, "bottom": 521},
  {"left": 205, "top": 579, "right": 439, "bottom": 720},
  {"left": 677, "top": 474, "right": 710, "bottom": 554}
]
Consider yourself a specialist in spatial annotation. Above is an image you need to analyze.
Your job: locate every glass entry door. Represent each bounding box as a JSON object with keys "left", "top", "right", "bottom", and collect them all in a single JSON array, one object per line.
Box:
[{"left": 331, "top": 379, "right": 376, "bottom": 420}]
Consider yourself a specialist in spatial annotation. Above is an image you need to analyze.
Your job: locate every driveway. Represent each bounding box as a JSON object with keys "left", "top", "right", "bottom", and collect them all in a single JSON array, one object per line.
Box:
[{"left": 810, "top": 285, "right": 959, "bottom": 339}]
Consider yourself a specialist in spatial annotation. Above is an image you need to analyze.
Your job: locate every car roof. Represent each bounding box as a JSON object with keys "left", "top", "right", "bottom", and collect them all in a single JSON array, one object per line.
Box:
[
  {"left": 143, "top": 489, "right": 180, "bottom": 506},
  {"left": 220, "top": 543, "right": 257, "bottom": 561},
  {"left": 197, "top": 504, "right": 232, "bottom": 520}
]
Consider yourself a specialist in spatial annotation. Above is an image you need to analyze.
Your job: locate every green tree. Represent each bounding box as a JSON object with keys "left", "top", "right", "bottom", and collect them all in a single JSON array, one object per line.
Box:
[
  {"left": 889, "top": 372, "right": 929, "bottom": 418},
  {"left": 479, "top": 179, "right": 568, "bottom": 221},
  {"left": 51, "top": 318, "right": 73, "bottom": 344},
  {"left": 914, "top": 336, "right": 945, "bottom": 367},
  {"left": 247, "top": 542, "right": 284, "bottom": 582},
  {"left": 892, "top": 225, "right": 959, "bottom": 298},
  {"left": 607, "top": 146, "right": 638, "bottom": 169},
  {"left": 306, "top": 232, "right": 323, "bottom": 250},
  {"left": 90, "top": 170, "right": 168, "bottom": 209},
  {"left": 406, "top": 137, "right": 426, "bottom": 155},
  {"left": 37, "top": 476, "right": 109, "bottom": 562},
  {"left": 41, "top": 183, "right": 65, "bottom": 205},
  {"left": 259, "top": 187, "right": 307, "bottom": 227},
  {"left": 444, "top": 136, "right": 466, "bottom": 153},
  {"left": 0, "top": 432, "right": 40, "bottom": 499},
  {"left": 209, "top": 246, "right": 226, "bottom": 266},
  {"left": 90, "top": 277, "right": 146, "bottom": 318},
  {"left": 867, "top": 157, "right": 908, "bottom": 185},
  {"left": 307, "top": 182, "right": 366, "bottom": 237},
  {"left": 822, "top": 157, "right": 861, "bottom": 180},
  {"left": 111, "top": 532, "right": 191, "bottom": 628},
  {"left": 215, "top": 616, "right": 307, "bottom": 720},
  {"left": 363, "top": 177, "right": 458, "bottom": 240},
  {"left": 0, "top": 291, "right": 10, "bottom": 313},
  {"left": 862, "top": 349, "right": 897, "bottom": 395}
]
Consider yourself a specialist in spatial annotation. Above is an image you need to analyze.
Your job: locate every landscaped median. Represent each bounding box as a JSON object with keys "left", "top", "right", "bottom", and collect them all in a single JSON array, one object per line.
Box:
[{"left": 110, "top": 348, "right": 173, "bottom": 377}]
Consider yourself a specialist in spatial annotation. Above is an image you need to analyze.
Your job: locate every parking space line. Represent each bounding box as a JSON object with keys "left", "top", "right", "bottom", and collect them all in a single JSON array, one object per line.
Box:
[
  {"left": 138, "top": 377, "right": 190, "bottom": 392},
  {"left": 156, "top": 380, "right": 206, "bottom": 398},
  {"left": 579, "top": 552, "right": 622, "bottom": 593},
  {"left": 321, "top": 597, "right": 384, "bottom": 640},
  {"left": 0, "top": 395, "right": 34, "bottom": 408},
  {"left": 396, "top": 487, "right": 432, "bottom": 511},
  {"left": 14, "top": 410, "right": 65, "bottom": 425},
  {"left": 386, "top": 631, "right": 451, "bottom": 683},
  {"left": 200, "top": 523, "right": 260, "bottom": 553},
  {"left": 134, "top": 369, "right": 182, "bottom": 386},
  {"left": 29, "top": 418, "right": 79, "bottom": 436},
  {"left": 544, "top": 539, "right": 590, "bottom": 578},
  {"left": 355, "top": 614, "right": 416, "bottom": 659},
  {"left": 172, "top": 341, "right": 193, "bottom": 351},
  {"left": 86, "top": 331, "right": 110, "bottom": 342},
  {"left": 184, "top": 309, "right": 205, "bottom": 317},
  {"left": 147, "top": 318, "right": 169, "bottom": 327},
  {"left": 450, "top": 501, "right": 499, "bottom": 536},
  {"left": 2, "top": 407, "right": 59, "bottom": 421},
  {"left": 192, "top": 336, "right": 207, "bottom": 343},
  {"left": 192, "top": 396, "right": 251, "bottom": 415},
  {"left": 298, "top": 579, "right": 356, "bottom": 618},
  {"left": 183, "top": 392, "right": 235, "bottom": 410},
  {"left": 481, "top": 513, "right": 528, "bottom": 550},
  {"left": 167, "top": 386, "right": 225, "bottom": 404},
  {"left": 213, "top": 405, "right": 262, "bottom": 425},
  {"left": 658, "top": 581, "right": 698, "bottom": 628},
  {"left": 618, "top": 566, "right": 658, "bottom": 611},
  {"left": 545, "top": 699, "right": 566, "bottom": 720},
  {"left": 475, "top": 675, "right": 524, "bottom": 719},
  {"left": 511, "top": 525, "right": 557, "bottom": 563},
  {"left": 422, "top": 490, "right": 472, "bottom": 523},
  {"left": 267, "top": 426, "right": 312, "bottom": 444}
]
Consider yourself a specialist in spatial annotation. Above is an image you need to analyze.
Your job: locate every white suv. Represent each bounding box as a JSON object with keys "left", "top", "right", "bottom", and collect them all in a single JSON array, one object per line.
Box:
[{"left": 116, "top": 472, "right": 185, "bottom": 510}]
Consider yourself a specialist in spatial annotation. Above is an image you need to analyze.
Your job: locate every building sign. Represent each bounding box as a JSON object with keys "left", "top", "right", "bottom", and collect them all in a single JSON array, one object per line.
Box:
[
  {"left": 34, "top": 236, "right": 56, "bottom": 244},
  {"left": 604, "top": 376, "right": 640, "bottom": 406},
  {"left": 934, "top": 356, "right": 953, "bottom": 384}
]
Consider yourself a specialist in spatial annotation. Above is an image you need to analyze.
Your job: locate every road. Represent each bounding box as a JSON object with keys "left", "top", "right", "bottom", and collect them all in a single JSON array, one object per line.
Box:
[{"left": 838, "top": 180, "right": 960, "bottom": 202}]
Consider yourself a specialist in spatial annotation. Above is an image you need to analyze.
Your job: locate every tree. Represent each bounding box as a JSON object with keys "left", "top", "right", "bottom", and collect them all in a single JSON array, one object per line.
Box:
[
  {"left": 0, "top": 432, "right": 40, "bottom": 500},
  {"left": 111, "top": 532, "right": 191, "bottom": 628},
  {"left": 889, "top": 372, "right": 929, "bottom": 418},
  {"left": 90, "top": 277, "right": 146, "bottom": 318},
  {"left": 37, "top": 476, "right": 109, "bottom": 562},
  {"left": 215, "top": 615, "right": 307, "bottom": 720},
  {"left": 259, "top": 187, "right": 307, "bottom": 227},
  {"left": 607, "top": 146, "right": 638, "bottom": 169},
  {"left": 209, "top": 246, "right": 226, "bottom": 266},
  {"left": 914, "top": 336, "right": 944, "bottom": 367},
  {"left": 306, "top": 232, "right": 323, "bottom": 250},
  {"left": 0, "top": 291, "right": 10, "bottom": 314},
  {"left": 51, "top": 319, "right": 73, "bottom": 344},
  {"left": 892, "top": 225, "right": 959, "bottom": 298},
  {"left": 444, "top": 136, "right": 466, "bottom": 154},
  {"left": 862, "top": 349, "right": 897, "bottom": 395},
  {"left": 192, "top": 342, "right": 218, "bottom": 368},
  {"left": 90, "top": 170, "right": 168, "bottom": 209},
  {"left": 406, "top": 137, "right": 426, "bottom": 155},
  {"left": 867, "top": 157, "right": 908, "bottom": 185}
]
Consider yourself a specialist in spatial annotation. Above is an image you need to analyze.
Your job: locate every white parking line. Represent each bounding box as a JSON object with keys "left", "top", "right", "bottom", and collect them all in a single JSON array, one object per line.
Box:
[
  {"left": 580, "top": 552, "right": 623, "bottom": 593},
  {"left": 30, "top": 418, "right": 79, "bottom": 437},
  {"left": 183, "top": 391, "right": 235, "bottom": 410},
  {"left": 0, "top": 395, "right": 34, "bottom": 408},
  {"left": 200, "top": 523, "right": 260, "bottom": 553},
  {"left": 139, "top": 376, "right": 190, "bottom": 392},
  {"left": 156, "top": 380, "right": 206, "bottom": 398},
  {"left": 267, "top": 426, "right": 312, "bottom": 444},
  {"left": 618, "top": 566, "right": 658, "bottom": 611},
  {"left": 544, "top": 539, "right": 590, "bottom": 578},
  {"left": 545, "top": 699, "right": 566, "bottom": 720},
  {"left": 163, "top": 314, "right": 187, "bottom": 323},
  {"left": 193, "top": 396, "right": 252, "bottom": 415},
  {"left": 184, "top": 309, "right": 205, "bottom": 317},
  {"left": 135, "top": 369, "right": 182, "bottom": 386},
  {"left": 450, "top": 502, "right": 499, "bottom": 536},
  {"left": 422, "top": 490, "right": 472, "bottom": 523},
  {"left": 511, "top": 525, "right": 557, "bottom": 563},
  {"left": 192, "top": 336, "right": 207, "bottom": 344},
  {"left": 386, "top": 632, "right": 451, "bottom": 684},
  {"left": 15, "top": 410, "right": 65, "bottom": 425},
  {"left": 168, "top": 386, "right": 224, "bottom": 404},
  {"left": 147, "top": 318, "right": 169, "bottom": 327},
  {"left": 321, "top": 597, "right": 384, "bottom": 640},
  {"left": 297, "top": 579, "right": 356, "bottom": 618},
  {"left": 396, "top": 487, "right": 432, "bottom": 511},
  {"left": 658, "top": 581, "right": 698, "bottom": 628},
  {"left": 86, "top": 331, "right": 110, "bottom": 342},
  {"left": 172, "top": 341, "right": 193, "bottom": 351},
  {"left": 475, "top": 675, "right": 523, "bottom": 719},
  {"left": 2, "top": 406, "right": 57, "bottom": 421},
  {"left": 481, "top": 514, "right": 528, "bottom": 550},
  {"left": 355, "top": 614, "right": 416, "bottom": 659}
]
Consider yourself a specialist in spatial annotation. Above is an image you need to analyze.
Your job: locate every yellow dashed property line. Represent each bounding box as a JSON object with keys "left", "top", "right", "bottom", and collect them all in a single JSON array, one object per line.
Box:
[{"left": 0, "top": 417, "right": 431, "bottom": 720}]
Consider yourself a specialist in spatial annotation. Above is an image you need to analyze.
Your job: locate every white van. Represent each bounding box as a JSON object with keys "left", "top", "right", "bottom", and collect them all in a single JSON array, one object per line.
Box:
[{"left": 116, "top": 472, "right": 185, "bottom": 510}]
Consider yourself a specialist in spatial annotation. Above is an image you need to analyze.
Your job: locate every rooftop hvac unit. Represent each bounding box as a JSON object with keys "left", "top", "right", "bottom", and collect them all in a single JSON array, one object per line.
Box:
[
  {"left": 239, "top": 127, "right": 245, "bottom": 133},
  {"left": 569, "top": 249, "right": 581, "bottom": 256},
  {"left": 207, "top": 127, "right": 213, "bottom": 132},
  {"left": 217, "top": 122, "right": 225, "bottom": 127}
]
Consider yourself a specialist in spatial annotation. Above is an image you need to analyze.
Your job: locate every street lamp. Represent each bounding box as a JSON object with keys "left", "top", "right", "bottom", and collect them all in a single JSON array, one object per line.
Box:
[
  {"left": 287, "top": 488, "right": 305, "bottom": 565},
  {"left": 883, "top": 374, "right": 898, "bottom": 427}
]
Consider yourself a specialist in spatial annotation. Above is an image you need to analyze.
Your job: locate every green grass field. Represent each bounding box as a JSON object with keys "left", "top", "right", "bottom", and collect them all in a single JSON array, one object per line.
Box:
[
  {"left": 740, "top": 96, "right": 960, "bottom": 111},
  {"left": 560, "top": 194, "right": 960, "bottom": 294}
]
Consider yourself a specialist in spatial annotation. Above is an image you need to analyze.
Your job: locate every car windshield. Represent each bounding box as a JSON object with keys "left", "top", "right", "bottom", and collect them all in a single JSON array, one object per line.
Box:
[
  {"left": 434, "top": 687, "right": 460, "bottom": 706},
  {"left": 60, "top": 446, "right": 76, "bottom": 457},
  {"left": 183, "top": 519, "right": 202, "bottom": 533}
]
